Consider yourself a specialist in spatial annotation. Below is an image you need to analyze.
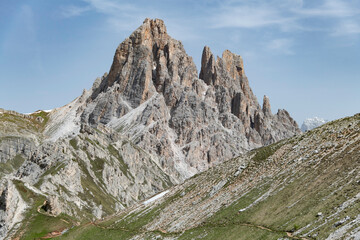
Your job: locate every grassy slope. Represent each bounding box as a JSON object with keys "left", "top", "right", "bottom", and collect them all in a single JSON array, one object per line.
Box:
[
  {"left": 0, "top": 111, "right": 49, "bottom": 135},
  {"left": 0, "top": 154, "right": 25, "bottom": 176},
  {"left": 0, "top": 111, "right": 49, "bottom": 177}
]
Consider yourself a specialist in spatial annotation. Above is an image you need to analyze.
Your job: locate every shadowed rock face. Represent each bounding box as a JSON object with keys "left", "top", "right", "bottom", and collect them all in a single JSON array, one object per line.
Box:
[
  {"left": 81, "top": 18, "right": 300, "bottom": 180},
  {"left": 0, "top": 189, "right": 6, "bottom": 211}
]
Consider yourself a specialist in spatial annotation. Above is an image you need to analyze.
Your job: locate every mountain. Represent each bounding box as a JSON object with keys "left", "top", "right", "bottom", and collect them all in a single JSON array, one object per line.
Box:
[
  {"left": 301, "top": 117, "right": 328, "bottom": 132},
  {"left": 60, "top": 18, "right": 299, "bottom": 179},
  {"left": 55, "top": 113, "right": 360, "bottom": 240},
  {"left": 0, "top": 18, "right": 301, "bottom": 239}
]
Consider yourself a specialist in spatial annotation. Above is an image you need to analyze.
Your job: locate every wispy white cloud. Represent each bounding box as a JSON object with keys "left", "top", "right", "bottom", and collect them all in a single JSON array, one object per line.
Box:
[
  {"left": 332, "top": 20, "right": 360, "bottom": 36},
  {"left": 211, "top": 0, "right": 360, "bottom": 37},
  {"left": 60, "top": 0, "right": 200, "bottom": 38},
  {"left": 61, "top": 5, "right": 91, "bottom": 18},
  {"left": 212, "top": 4, "right": 294, "bottom": 29},
  {"left": 61, "top": 0, "right": 141, "bottom": 21},
  {"left": 83, "top": 0, "right": 138, "bottom": 15},
  {"left": 61, "top": 0, "right": 158, "bottom": 32},
  {"left": 58, "top": 0, "right": 360, "bottom": 56},
  {"left": 296, "top": 0, "right": 360, "bottom": 18},
  {"left": 267, "top": 38, "right": 294, "bottom": 54}
]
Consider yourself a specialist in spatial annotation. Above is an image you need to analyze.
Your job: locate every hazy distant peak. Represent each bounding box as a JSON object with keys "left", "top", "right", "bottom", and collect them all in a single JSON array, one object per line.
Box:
[{"left": 301, "top": 117, "right": 328, "bottom": 132}]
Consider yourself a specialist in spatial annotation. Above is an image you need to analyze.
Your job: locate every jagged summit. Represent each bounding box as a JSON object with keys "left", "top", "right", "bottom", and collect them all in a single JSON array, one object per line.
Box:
[
  {"left": 262, "top": 95, "right": 272, "bottom": 116},
  {"left": 76, "top": 18, "right": 300, "bottom": 179},
  {"left": 88, "top": 18, "right": 197, "bottom": 112},
  {"left": 198, "top": 45, "right": 299, "bottom": 145}
]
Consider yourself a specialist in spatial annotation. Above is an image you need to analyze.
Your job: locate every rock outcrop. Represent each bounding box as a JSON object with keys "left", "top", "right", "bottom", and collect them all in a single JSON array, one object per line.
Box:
[{"left": 0, "top": 180, "right": 27, "bottom": 238}]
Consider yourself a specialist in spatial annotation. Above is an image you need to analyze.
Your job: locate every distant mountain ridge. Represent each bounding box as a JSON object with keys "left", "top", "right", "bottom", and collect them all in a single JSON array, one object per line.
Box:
[{"left": 301, "top": 117, "right": 328, "bottom": 132}]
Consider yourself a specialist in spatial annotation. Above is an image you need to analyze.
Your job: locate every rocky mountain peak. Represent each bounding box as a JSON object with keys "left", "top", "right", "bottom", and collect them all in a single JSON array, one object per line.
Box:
[
  {"left": 221, "top": 49, "right": 245, "bottom": 79},
  {"left": 66, "top": 18, "right": 299, "bottom": 178},
  {"left": 262, "top": 95, "right": 272, "bottom": 116},
  {"left": 199, "top": 46, "right": 216, "bottom": 85},
  {"left": 200, "top": 47, "right": 246, "bottom": 88},
  {"left": 89, "top": 18, "right": 197, "bottom": 112},
  {"left": 144, "top": 18, "right": 167, "bottom": 38}
]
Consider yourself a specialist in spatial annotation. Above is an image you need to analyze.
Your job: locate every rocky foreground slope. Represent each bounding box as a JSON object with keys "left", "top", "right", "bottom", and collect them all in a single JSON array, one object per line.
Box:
[
  {"left": 0, "top": 18, "right": 300, "bottom": 239},
  {"left": 57, "top": 113, "right": 360, "bottom": 240}
]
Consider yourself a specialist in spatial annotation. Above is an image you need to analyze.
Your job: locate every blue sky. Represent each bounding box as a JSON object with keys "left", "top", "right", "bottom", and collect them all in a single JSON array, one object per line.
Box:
[{"left": 1, "top": 0, "right": 359, "bottom": 124}]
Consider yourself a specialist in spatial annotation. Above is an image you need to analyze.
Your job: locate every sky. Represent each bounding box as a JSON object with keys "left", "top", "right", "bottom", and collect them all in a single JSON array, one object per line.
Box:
[{"left": 0, "top": 0, "right": 359, "bottom": 125}]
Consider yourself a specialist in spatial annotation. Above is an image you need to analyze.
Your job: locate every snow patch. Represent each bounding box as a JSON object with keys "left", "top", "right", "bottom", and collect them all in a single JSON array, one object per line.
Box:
[
  {"left": 143, "top": 190, "right": 169, "bottom": 205},
  {"left": 238, "top": 188, "right": 273, "bottom": 212}
]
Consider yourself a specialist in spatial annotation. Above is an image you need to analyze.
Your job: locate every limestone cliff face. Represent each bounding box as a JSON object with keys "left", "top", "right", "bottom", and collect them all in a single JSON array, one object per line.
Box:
[{"left": 81, "top": 18, "right": 300, "bottom": 180}]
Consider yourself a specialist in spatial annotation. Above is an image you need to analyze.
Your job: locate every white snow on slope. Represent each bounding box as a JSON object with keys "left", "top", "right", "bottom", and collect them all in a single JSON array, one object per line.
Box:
[
  {"left": 238, "top": 188, "right": 273, "bottom": 212},
  {"left": 143, "top": 190, "right": 169, "bottom": 205}
]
